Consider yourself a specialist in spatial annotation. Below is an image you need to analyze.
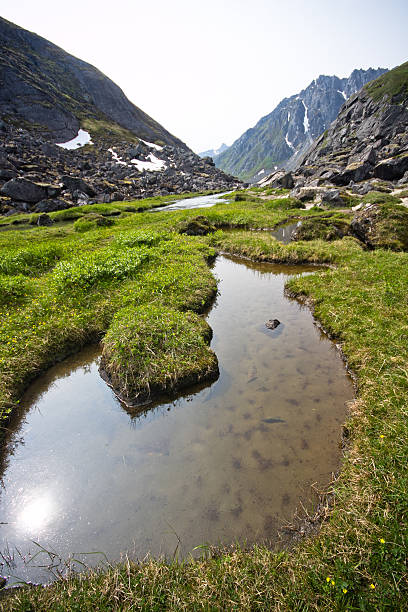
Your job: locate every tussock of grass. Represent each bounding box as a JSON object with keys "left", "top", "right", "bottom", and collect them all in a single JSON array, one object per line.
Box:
[
  {"left": 362, "top": 191, "right": 402, "bottom": 206},
  {"left": 291, "top": 216, "right": 350, "bottom": 241},
  {"left": 101, "top": 306, "right": 218, "bottom": 405}
]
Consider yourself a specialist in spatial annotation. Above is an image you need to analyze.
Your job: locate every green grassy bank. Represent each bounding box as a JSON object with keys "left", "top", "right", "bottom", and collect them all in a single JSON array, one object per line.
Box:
[{"left": 1, "top": 191, "right": 407, "bottom": 610}]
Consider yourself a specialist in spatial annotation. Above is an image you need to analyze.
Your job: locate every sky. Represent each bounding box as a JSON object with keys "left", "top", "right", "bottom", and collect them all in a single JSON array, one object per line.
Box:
[{"left": 1, "top": 0, "right": 407, "bottom": 152}]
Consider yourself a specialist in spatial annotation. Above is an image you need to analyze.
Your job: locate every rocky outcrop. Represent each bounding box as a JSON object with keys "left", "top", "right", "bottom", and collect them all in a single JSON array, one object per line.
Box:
[
  {"left": 0, "top": 124, "right": 241, "bottom": 215},
  {"left": 297, "top": 62, "right": 408, "bottom": 188},
  {"left": 215, "top": 68, "right": 387, "bottom": 182},
  {"left": 0, "top": 17, "right": 242, "bottom": 216}
]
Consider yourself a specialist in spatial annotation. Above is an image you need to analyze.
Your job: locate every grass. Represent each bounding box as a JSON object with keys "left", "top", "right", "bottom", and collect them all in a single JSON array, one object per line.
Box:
[
  {"left": 365, "top": 61, "right": 408, "bottom": 102},
  {"left": 1, "top": 192, "right": 407, "bottom": 610},
  {"left": 101, "top": 305, "right": 218, "bottom": 405}
]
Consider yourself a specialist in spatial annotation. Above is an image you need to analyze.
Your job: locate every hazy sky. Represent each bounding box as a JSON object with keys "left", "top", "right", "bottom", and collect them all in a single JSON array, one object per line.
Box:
[{"left": 1, "top": 0, "right": 407, "bottom": 152}]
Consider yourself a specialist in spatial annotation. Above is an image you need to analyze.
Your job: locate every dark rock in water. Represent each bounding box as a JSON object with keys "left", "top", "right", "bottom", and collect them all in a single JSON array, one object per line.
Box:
[
  {"left": 262, "top": 417, "right": 285, "bottom": 424},
  {"left": 179, "top": 216, "right": 216, "bottom": 236},
  {"left": 265, "top": 319, "right": 280, "bottom": 330},
  {"left": 37, "top": 213, "right": 53, "bottom": 226}
]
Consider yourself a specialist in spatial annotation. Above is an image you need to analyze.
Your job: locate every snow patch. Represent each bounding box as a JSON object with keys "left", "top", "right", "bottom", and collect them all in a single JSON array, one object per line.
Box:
[
  {"left": 337, "top": 90, "right": 347, "bottom": 100},
  {"left": 108, "top": 148, "right": 127, "bottom": 166},
  {"left": 285, "top": 133, "right": 295, "bottom": 151},
  {"left": 301, "top": 100, "right": 309, "bottom": 133},
  {"left": 257, "top": 169, "right": 265, "bottom": 176},
  {"left": 131, "top": 153, "right": 166, "bottom": 172},
  {"left": 57, "top": 129, "right": 93, "bottom": 149},
  {"left": 140, "top": 139, "right": 163, "bottom": 151},
  {"left": 287, "top": 111, "right": 291, "bottom": 122}
]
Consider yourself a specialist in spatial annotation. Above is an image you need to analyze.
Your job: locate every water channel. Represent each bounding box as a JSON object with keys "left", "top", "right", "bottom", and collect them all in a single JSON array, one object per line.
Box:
[{"left": 0, "top": 255, "right": 353, "bottom": 585}]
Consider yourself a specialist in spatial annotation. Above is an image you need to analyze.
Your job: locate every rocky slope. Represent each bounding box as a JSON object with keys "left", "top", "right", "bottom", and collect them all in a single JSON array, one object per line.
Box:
[
  {"left": 0, "top": 17, "right": 186, "bottom": 146},
  {"left": 0, "top": 18, "right": 241, "bottom": 215},
  {"left": 215, "top": 68, "right": 387, "bottom": 182},
  {"left": 296, "top": 61, "right": 408, "bottom": 187}
]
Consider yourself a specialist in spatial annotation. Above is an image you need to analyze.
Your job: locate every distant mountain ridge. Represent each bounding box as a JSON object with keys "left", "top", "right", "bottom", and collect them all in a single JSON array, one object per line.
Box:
[
  {"left": 296, "top": 61, "right": 408, "bottom": 186},
  {"left": 198, "top": 143, "right": 229, "bottom": 158},
  {"left": 215, "top": 67, "right": 388, "bottom": 182},
  {"left": 0, "top": 16, "right": 186, "bottom": 147}
]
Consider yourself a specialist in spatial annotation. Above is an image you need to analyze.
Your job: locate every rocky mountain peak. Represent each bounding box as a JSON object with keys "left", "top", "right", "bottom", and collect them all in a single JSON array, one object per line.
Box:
[{"left": 215, "top": 67, "right": 388, "bottom": 182}]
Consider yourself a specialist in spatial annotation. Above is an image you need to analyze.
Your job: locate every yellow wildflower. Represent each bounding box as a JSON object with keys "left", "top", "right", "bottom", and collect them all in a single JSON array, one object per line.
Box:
[
  {"left": 380, "top": 538, "right": 385, "bottom": 544},
  {"left": 370, "top": 583, "right": 375, "bottom": 589},
  {"left": 343, "top": 588, "right": 348, "bottom": 594}
]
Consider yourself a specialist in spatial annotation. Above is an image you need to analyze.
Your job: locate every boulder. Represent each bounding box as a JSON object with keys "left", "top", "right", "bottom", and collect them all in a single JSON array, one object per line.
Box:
[
  {"left": 374, "top": 155, "right": 408, "bottom": 181},
  {"left": 37, "top": 213, "right": 53, "bottom": 226},
  {"left": 35, "top": 199, "right": 72, "bottom": 213},
  {"left": 320, "top": 189, "right": 344, "bottom": 207},
  {"left": 61, "top": 175, "right": 96, "bottom": 196},
  {"left": 0, "top": 177, "right": 49, "bottom": 202}
]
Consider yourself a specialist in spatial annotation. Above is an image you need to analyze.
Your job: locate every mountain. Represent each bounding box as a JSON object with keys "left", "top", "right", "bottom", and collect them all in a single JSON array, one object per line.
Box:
[
  {"left": 0, "top": 16, "right": 186, "bottom": 147},
  {"left": 296, "top": 61, "right": 408, "bottom": 186},
  {"left": 0, "top": 18, "right": 241, "bottom": 215},
  {"left": 215, "top": 68, "right": 388, "bottom": 182},
  {"left": 198, "top": 143, "right": 229, "bottom": 158}
]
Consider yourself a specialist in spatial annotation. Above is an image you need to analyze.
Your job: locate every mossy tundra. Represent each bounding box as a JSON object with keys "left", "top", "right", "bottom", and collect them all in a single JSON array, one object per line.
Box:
[{"left": 1, "top": 189, "right": 407, "bottom": 610}]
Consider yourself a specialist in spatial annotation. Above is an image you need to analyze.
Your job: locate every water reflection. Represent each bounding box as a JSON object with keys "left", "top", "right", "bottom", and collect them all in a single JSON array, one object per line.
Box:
[{"left": 17, "top": 490, "right": 57, "bottom": 535}]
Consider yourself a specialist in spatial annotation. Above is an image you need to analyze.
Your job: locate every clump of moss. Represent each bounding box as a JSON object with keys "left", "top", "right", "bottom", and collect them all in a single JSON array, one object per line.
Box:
[
  {"left": 73, "top": 213, "right": 115, "bottom": 232},
  {"left": 178, "top": 216, "right": 216, "bottom": 236},
  {"left": 100, "top": 305, "right": 219, "bottom": 405},
  {"left": 351, "top": 202, "right": 408, "bottom": 251},
  {"left": 292, "top": 217, "right": 350, "bottom": 242}
]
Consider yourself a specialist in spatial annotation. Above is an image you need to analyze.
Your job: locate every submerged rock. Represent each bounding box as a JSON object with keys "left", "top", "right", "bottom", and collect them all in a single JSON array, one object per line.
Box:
[{"left": 265, "top": 319, "right": 281, "bottom": 330}]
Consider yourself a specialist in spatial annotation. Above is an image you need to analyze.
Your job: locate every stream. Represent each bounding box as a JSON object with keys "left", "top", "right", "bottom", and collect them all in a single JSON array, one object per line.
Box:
[{"left": 0, "top": 256, "right": 353, "bottom": 585}]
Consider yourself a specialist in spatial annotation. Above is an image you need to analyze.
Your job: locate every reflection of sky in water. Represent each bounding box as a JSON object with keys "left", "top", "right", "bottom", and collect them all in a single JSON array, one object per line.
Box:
[
  {"left": 0, "top": 257, "right": 353, "bottom": 585},
  {"left": 18, "top": 490, "right": 57, "bottom": 535}
]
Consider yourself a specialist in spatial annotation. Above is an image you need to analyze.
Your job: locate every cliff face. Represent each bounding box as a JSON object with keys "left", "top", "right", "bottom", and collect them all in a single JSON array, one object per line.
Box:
[
  {"left": 0, "top": 17, "right": 186, "bottom": 147},
  {"left": 298, "top": 62, "right": 408, "bottom": 185},
  {"left": 215, "top": 68, "right": 387, "bottom": 182}
]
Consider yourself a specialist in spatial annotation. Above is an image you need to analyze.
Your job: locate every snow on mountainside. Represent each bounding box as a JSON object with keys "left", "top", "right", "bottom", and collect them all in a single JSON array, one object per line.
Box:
[{"left": 215, "top": 68, "right": 388, "bottom": 182}]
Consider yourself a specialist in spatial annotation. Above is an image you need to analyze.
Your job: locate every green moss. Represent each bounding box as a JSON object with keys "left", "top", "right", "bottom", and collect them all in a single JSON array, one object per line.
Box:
[
  {"left": 368, "top": 203, "right": 408, "bottom": 251},
  {"left": 73, "top": 213, "right": 115, "bottom": 232},
  {"left": 292, "top": 216, "right": 351, "bottom": 241}
]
